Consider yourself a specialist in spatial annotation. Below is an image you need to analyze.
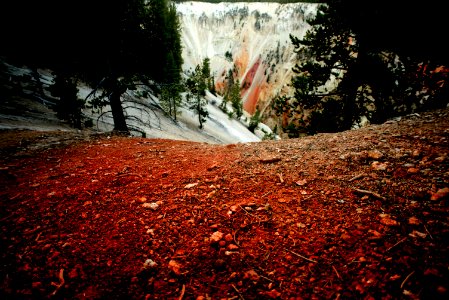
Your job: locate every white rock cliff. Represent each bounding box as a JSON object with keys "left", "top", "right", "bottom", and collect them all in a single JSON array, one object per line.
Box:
[{"left": 176, "top": 1, "right": 318, "bottom": 121}]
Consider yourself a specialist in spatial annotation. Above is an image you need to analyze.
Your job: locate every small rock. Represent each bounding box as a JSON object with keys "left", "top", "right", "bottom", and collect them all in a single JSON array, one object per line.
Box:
[
  {"left": 207, "top": 164, "right": 219, "bottom": 171},
  {"left": 184, "top": 183, "right": 198, "bottom": 189},
  {"left": 264, "top": 289, "right": 281, "bottom": 298},
  {"left": 407, "top": 167, "right": 420, "bottom": 174},
  {"left": 341, "top": 233, "right": 352, "bottom": 241},
  {"left": 259, "top": 157, "right": 281, "bottom": 164},
  {"left": 224, "top": 233, "right": 234, "bottom": 242},
  {"left": 244, "top": 269, "right": 260, "bottom": 281},
  {"left": 409, "top": 230, "right": 427, "bottom": 238},
  {"left": 68, "top": 268, "right": 78, "bottom": 279},
  {"left": 379, "top": 214, "right": 398, "bottom": 226},
  {"left": 295, "top": 179, "right": 307, "bottom": 186},
  {"left": 210, "top": 231, "right": 224, "bottom": 243},
  {"left": 408, "top": 216, "right": 420, "bottom": 225},
  {"left": 143, "top": 259, "right": 157, "bottom": 269},
  {"left": 168, "top": 260, "right": 182, "bottom": 275},
  {"left": 434, "top": 156, "right": 446, "bottom": 162},
  {"left": 142, "top": 202, "right": 159, "bottom": 210},
  {"left": 367, "top": 150, "right": 383, "bottom": 160},
  {"left": 430, "top": 187, "right": 449, "bottom": 201},
  {"left": 412, "top": 150, "right": 421, "bottom": 157},
  {"left": 230, "top": 205, "right": 239, "bottom": 212},
  {"left": 213, "top": 259, "right": 226, "bottom": 270},
  {"left": 371, "top": 161, "right": 388, "bottom": 171},
  {"left": 227, "top": 244, "right": 239, "bottom": 250},
  {"left": 389, "top": 274, "right": 401, "bottom": 281}
]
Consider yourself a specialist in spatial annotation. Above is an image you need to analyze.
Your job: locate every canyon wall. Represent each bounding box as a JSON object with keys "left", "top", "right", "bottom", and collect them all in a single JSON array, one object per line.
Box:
[{"left": 176, "top": 1, "right": 318, "bottom": 126}]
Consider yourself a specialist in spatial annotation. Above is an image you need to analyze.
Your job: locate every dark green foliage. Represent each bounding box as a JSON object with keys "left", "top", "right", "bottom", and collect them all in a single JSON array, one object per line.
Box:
[
  {"left": 49, "top": 74, "right": 85, "bottom": 129},
  {"left": 186, "top": 59, "right": 211, "bottom": 129},
  {"left": 275, "top": 0, "right": 449, "bottom": 137},
  {"left": 225, "top": 51, "right": 233, "bottom": 62},
  {"left": 248, "top": 109, "right": 261, "bottom": 133},
  {"left": 220, "top": 66, "right": 243, "bottom": 119},
  {"left": 0, "top": 0, "right": 184, "bottom": 133},
  {"left": 201, "top": 58, "right": 215, "bottom": 92},
  {"left": 226, "top": 79, "right": 243, "bottom": 119},
  {"left": 174, "top": 1, "right": 320, "bottom": 3}
]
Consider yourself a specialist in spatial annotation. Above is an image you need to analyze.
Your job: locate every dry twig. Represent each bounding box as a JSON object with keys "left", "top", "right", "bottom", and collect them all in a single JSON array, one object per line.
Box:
[
  {"left": 349, "top": 174, "right": 366, "bottom": 182},
  {"left": 386, "top": 237, "right": 407, "bottom": 252},
  {"left": 50, "top": 268, "right": 65, "bottom": 296},
  {"left": 353, "top": 188, "right": 386, "bottom": 201},
  {"left": 332, "top": 265, "right": 341, "bottom": 279},
  {"left": 116, "top": 173, "right": 143, "bottom": 179},
  {"left": 239, "top": 205, "right": 254, "bottom": 217},
  {"left": 400, "top": 271, "right": 415, "bottom": 289},
  {"left": 286, "top": 249, "right": 318, "bottom": 263},
  {"left": 178, "top": 284, "right": 186, "bottom": 300},
  {"left": 424, "top": 225, "right": 433, "bottom": 239},
  {"left": 277, "top": 173, "right": 284, "bottom": 183},
  {"left": 232, "top": 284, "right": 245, "bottom": 300}
]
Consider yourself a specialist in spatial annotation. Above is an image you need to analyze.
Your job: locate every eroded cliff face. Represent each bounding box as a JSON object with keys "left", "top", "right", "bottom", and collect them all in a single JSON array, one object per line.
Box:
[{"left": 176, "top": 1, "right": 318, "bottom": 122}]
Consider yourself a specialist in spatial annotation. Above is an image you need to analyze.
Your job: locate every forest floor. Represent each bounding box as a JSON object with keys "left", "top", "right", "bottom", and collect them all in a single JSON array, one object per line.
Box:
[{"left": 0, "top": 107, "right": 448, "bottom": 299}]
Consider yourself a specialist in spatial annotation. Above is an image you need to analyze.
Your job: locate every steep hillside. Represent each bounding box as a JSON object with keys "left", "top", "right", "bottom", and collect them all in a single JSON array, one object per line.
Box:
[
  {"left": 0, "top": 58, "right": 262, "bottom": 144},
  {"left": 1, "top": 107, "right": 448, "bottom": 299}
]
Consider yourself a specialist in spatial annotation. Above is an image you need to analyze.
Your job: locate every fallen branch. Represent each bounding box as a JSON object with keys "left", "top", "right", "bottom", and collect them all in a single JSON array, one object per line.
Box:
[
  {"left": 258, "top": 274, "right": 274, "bottom": 282},
  {"left": 277, "top": 173, "right": 284, "bottom": 183},
  {"left": 352, "top": 188, "right": 386, "bottom": 201},
  {"left": 232, "top": 284, "right": 245, "bottom": 300},
  {"left": 116, "top": 173, "right": 143, "bottom": 179},
  {"left": 259, "top": 157, "right": 281, "bottom": 164},
  {"left": 178, "top": 284, "right": 186, "bottom": 300},
  {"left": 332, "top": 265, "right": 341, "bottom": 279},
  {"left": 239, "top": 205, "right": 254, "bottom": 217},
  {"left": 50, "top": 268, "right": 65, "bottom": 296},
  {"left": 400, "top": 271, "right": 415, "bottom": 289},
  {"left": 286, "top": 249, "right": 317, "bottom": 263},
  {"left": 349, "top": 174, "right": 366, "bottom": 182},
  {"left": 424, "top": 225, "right": 433, "bottom": 239},
  {"left": 233, "top": 230, "right": 240, "bottom": 247},
  {"left": 386, "top": 237, "right": 407, "bottom": 252}
]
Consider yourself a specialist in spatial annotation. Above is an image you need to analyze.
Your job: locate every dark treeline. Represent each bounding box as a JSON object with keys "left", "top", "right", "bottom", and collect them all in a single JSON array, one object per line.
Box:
[
  {"left": 175, "top": 1, "right": 320, "bottom": 3},
  {"left": 274, "top": 0, "right": 449, "bottom": 136},
  {"left": 0, "top": 0, "right": 183, "bottom": 133}
]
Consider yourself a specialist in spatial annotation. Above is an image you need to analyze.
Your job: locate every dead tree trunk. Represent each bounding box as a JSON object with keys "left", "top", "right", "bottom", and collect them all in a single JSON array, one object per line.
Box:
[{"left": 108, "top": 78, "right": 129, "bottom": 133}]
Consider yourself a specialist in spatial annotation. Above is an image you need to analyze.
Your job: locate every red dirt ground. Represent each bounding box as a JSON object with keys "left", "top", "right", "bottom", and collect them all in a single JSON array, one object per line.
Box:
[{"left": 1, "top": 108, "right": 448, "bottom": 300}]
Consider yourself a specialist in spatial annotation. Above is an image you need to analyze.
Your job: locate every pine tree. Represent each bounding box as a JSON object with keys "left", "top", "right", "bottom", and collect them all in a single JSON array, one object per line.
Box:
[
  {"left": 187, "top": 62, "right": 209, "bottom": 129},
  {"left": 201, "top": 57, "right": 213, "bottom": 91},
  {"left": 228, "top": 79, "right": 243, "bottom": 119},
  {"left": 2, "top": 0, "right": 184, "bottom": 134},
  {"left": 49, "top": 73, "right": 85, "bottom": 129},
  {"left": 159, "top": 2, "right": 184, "bottom": 121},
  {"left": 278, "top": 0, "right": 448, "bottom": 136}
]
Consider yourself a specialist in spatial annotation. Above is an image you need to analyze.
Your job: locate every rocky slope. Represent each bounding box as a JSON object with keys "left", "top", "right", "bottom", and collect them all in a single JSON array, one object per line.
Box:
[{"left": 1, "top": 107, "right": 448, "bottom": 299}]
